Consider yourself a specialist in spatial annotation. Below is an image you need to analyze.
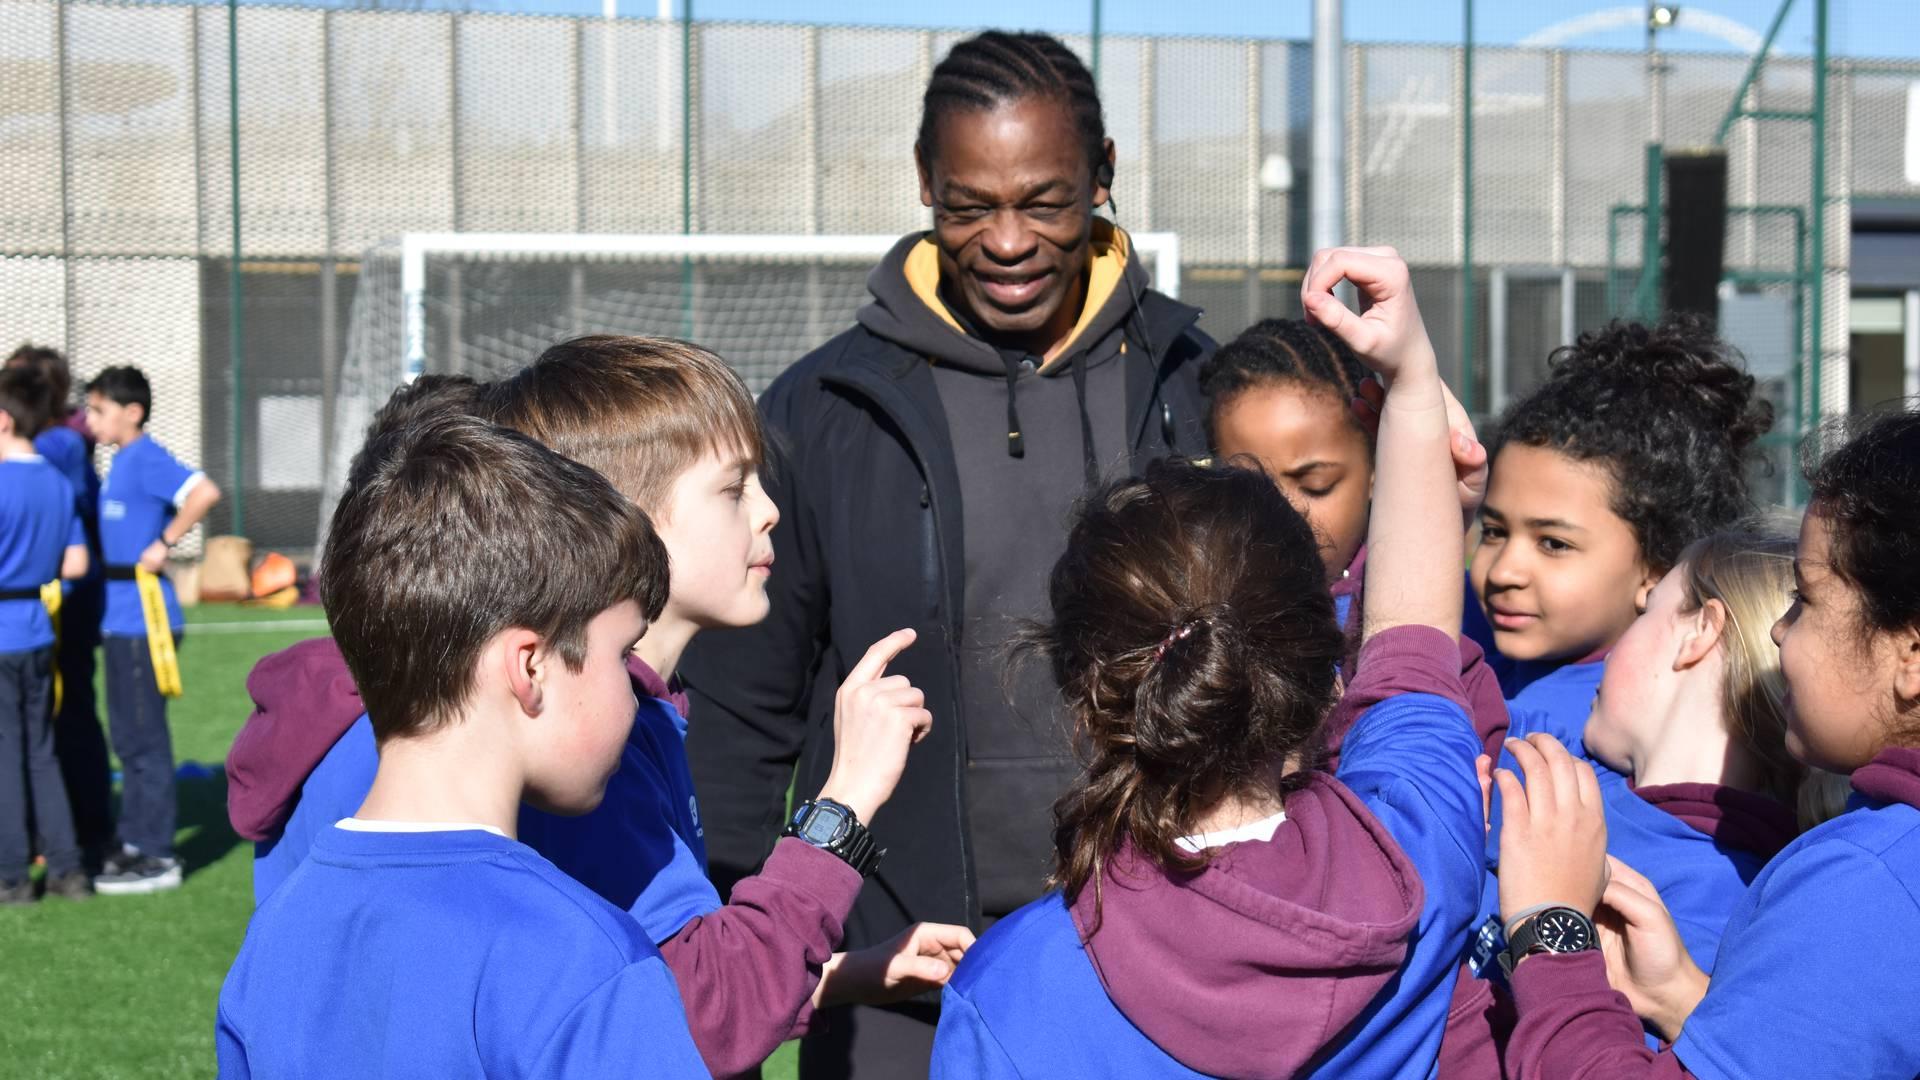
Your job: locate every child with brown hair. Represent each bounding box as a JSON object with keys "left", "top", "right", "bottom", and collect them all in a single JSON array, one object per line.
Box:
[
  {"left": 227, "top": 339, "right": 969, "bottom": 1077},
  {"left": 931, "top": 248, "right": 1488, "bottom": 1078}
]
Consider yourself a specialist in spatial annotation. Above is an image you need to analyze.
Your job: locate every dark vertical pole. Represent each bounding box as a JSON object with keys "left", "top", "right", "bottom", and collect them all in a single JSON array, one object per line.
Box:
[
  {"left": 1090, "top": 0, "right": 1102, "bottom": 80},
  {"left": 227, "top": 0, "right": 245, "bottom": 535},
  {"left": 680, "top": 0, "right": 695, "bottom": 339}
]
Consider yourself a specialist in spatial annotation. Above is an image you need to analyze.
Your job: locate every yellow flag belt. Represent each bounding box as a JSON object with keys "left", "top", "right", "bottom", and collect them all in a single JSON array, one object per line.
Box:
[{"left": 135, "top": 567, "right": 183, "bottom": 698}]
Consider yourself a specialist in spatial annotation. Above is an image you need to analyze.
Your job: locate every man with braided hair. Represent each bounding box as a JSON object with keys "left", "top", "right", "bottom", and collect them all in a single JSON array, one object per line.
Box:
[{"left": 682, "top": 29, "right": 1215, "bottom": 1077}]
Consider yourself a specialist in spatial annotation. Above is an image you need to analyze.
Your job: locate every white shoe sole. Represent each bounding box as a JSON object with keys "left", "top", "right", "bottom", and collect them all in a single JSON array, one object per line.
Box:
[{"left": 93, "top": 866, "right": 183, "bottom": 895}]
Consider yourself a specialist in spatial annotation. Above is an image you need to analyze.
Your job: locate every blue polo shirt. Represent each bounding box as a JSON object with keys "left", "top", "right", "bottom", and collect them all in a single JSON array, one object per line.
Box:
[
  {"left": 255, "top": 696, "right": 724, "bottom": 945},
  {"left": 0, "top": 454, "right": 85, "bottom": 654},
  {"left": 99, "top": 434, "right": 200, "bottom": 637}
]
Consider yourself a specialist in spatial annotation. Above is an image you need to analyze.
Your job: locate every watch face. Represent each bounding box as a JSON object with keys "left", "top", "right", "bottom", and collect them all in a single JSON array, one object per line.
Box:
[
  {"left": 799, "top": 803, "right": 849, "bottom": 846},
  {"left": 1536, "top": 909, "right": 1595, "bottom": 952}
]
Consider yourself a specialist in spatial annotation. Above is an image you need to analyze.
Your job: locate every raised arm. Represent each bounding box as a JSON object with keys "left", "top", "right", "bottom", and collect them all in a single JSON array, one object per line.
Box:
[{"left": 1302, "top": 247, "right": 1463, "bottom": 644}]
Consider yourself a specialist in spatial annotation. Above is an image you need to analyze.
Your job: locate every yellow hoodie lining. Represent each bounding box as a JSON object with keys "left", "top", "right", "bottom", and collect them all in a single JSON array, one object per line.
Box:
[{"left": 902, "top": 220, "right": 1133, "bottom": 370}]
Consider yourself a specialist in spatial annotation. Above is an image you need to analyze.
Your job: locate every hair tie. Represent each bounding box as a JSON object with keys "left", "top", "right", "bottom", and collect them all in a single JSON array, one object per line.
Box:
[{"left": 1152, "top": 619, "right": 1201, "bottom": 662}]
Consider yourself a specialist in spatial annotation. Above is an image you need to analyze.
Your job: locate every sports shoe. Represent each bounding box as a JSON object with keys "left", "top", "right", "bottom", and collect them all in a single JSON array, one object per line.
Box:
[
  {"left": 44, "top": 870, "right": 93, "bottom": 901},
  {"left": 0, "top": 879, "right": 34, "bottom": 906},
  {"left": 93, "top": 853, "right": 182, "bottom": 895}
]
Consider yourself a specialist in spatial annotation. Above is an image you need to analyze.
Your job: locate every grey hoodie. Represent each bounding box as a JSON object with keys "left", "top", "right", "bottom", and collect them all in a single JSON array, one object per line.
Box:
[{"left": 854, "top": 225, "right": 1165, "bottom": 918}]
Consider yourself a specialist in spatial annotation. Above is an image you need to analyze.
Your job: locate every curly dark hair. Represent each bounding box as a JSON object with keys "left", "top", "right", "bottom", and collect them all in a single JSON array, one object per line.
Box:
[
  {"left": 1017, "top": 458, "right": 1344, "bottom": 935},
  {"left": 1805, "top": 407, "right": 1920, "bottom": 638},
  {"left": 1197, "top": 318, "right": 1371, "bottom": 449},
  {"left": 1490, "top": 314, "right": 1772, "bottom": 575}
]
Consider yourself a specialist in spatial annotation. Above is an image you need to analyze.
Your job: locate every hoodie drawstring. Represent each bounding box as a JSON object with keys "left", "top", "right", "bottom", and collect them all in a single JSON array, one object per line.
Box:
[
  {"left": 1000, "top": 353, "right": 1026, "bottom": 459},
  {"left": 1000, "top": 351, "right": 1099, "bottom": 489},
  {"left": 1069, "top": 354, "right": 1099, "bottom": 488}
]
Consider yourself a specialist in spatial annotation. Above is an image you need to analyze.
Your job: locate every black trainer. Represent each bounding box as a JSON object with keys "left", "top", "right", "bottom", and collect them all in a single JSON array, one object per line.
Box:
[
  {"left": 45, "top": 869, "right": 93, "bottom": 901},
  {"left": 0, "top": 879, "right": 34, "bottom": 906},
  {"left": 94, "top": 852, "right": 182, "bottom": 895}
]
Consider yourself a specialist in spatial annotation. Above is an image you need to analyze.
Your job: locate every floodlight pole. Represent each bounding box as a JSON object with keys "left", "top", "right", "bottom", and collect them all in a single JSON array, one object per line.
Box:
[
  {"left": 1460, "top": 0, "right": 1475, "bottom": 416},
  {"left": 1310, "top": 0, "right": 1344, "bottom": 255}
]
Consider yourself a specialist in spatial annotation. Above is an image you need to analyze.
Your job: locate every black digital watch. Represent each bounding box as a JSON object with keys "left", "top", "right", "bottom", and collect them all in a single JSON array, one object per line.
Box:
[{"left": 783, "top": 798, "right": 883, "bottom": 878}]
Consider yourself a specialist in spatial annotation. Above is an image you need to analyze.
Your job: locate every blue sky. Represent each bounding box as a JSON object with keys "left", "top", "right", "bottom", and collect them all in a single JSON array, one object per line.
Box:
[{"left": 216, "top": 1, "right": 1919, "bottom": 59}]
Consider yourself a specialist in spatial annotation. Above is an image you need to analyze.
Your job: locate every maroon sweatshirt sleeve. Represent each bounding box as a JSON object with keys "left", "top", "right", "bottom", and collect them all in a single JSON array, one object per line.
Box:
[
  {"left": 658, "top": 837, "right": 864, "bottom": 1078},
  {"left": 1437, "top": 964, "right": 1510, "bottom": 1080},
  {"left": 1456, "top": 635, "right": 1511, "bottom": 762},
  {"left": 1324, "top": 624, "right": 1471, "bottom": 758},
  {"left": 224, "top": 637, "right": 362, "bottom": 842},
  {"left": 1506, "top": 952, "right": 1698, "bottom": 1080}
]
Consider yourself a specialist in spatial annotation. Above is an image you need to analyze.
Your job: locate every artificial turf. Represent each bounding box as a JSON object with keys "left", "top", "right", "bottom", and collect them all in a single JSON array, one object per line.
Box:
[{"left": 0, "top": 602, "right": 800, "bottom": 1079}]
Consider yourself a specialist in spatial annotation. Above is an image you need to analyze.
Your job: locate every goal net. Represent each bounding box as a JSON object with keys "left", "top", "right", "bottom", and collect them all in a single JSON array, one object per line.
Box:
[{"left": 323, "top": 231, "right": 1182, "bottom": 552}]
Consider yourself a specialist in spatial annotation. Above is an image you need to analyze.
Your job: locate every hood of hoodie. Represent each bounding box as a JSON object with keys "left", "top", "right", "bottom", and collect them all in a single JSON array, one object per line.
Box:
[
  {"left": 1632, "top": 782, "right": 1800, "bottom": 861},
  {"left": 1851, "top": 746, "right": 1920, "bottom": 812},
  {"left": 1068, "top": 772, "right": 1424, "bottom": 1080},
  {"left": 225, "top": 639, "right": 686, "bottom": 843},
  {"left": 855, "top": 219, "right": 1152, "bottom": 375},
  {"left": 226, "top": 637, "right": 360, "bottom": 842}
]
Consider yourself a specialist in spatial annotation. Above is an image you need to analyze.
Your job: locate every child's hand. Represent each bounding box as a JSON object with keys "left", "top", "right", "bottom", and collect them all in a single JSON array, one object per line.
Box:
[
  {"left": 812, "top": 921, "right": 977, "bottom": 1008},
  {"left": 817, "top": 629, "right": 932, "bottom": 824},
  {"left": 1301, "top": 247, "right": 1438, "bottom": 386},
  {"left": 1596, "top": 855, "right": 1710, "bottom": 1041},
  {"left": 138, "top": 539, "right": 169, "bottom": 572},
  {"left": 1354, "top": 375, "right": 1487, "bottom": 529},
  {"left": 1495, "top": 734, "right": 1608, "bottom": 934}
]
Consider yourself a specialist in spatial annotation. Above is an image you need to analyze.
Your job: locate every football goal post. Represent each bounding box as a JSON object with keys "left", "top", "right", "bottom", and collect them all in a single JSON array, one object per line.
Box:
[{"left": 325, "top": 230, "right": 1181, "bottom": 550}]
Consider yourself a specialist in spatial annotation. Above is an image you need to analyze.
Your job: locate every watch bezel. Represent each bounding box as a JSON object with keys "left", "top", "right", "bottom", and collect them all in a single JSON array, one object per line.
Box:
[{"left": 796, "top": 801, "right": 851, "bottom": 846}]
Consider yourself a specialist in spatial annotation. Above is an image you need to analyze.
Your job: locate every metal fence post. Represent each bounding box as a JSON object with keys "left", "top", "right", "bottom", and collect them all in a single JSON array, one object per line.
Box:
[{"left": 227, "top": 0, "right": 245, "bottom": 536}]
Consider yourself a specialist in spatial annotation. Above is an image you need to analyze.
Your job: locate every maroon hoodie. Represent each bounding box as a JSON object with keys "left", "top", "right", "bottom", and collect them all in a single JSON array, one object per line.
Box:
[
  {"left": 1068, "top": 774, "right": 1425, "bottom": 1078},
  {"left": 1633, "top": 782, "right": 1799, "bottom": 862},
  {"left": 1047, "top": 624, "right": 1484, "bottom": 1079},
  {"left": 224, "top": 638, "right": 861, "bottom": 1078}
]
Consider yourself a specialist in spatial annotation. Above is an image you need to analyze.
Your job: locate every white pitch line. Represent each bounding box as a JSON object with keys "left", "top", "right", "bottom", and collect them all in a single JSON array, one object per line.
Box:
[{"left": 184, "top": 619, "right": 331, "bottom": 634}]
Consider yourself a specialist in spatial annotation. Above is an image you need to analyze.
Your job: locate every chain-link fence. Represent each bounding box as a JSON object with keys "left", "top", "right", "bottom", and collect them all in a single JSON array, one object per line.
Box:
[{"left": 4, "top": 0, "right": 1915, "bottom": 553}]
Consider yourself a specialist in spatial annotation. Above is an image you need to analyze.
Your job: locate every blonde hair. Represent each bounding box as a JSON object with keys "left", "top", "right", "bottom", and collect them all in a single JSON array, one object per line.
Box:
[
  {"left": 484, "top": 335, "right": 765, "bottom": 516},
  {"left": 1676, "top": 525, "right": 1808, "bottom": 820}
]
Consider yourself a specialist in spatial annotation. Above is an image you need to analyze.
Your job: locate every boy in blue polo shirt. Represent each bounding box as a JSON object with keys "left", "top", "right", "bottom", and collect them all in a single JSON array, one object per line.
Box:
[
  {"left": 83, "top": 365, "right": 221, "bottom": 894},
  {"left": 217, "top": 403, "right": 707, "bottom": 1078},
  {"left": 6, "top": 344, "right": 112, "bottom": 866},
  {"left": 0, "top": 368, "right": 91, "bottom": 904}
]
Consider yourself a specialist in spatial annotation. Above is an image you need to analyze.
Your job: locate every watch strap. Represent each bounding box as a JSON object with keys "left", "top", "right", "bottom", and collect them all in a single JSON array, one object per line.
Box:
[{"left": 1498, "top": 905, "right": 1596, "bottom": 979}]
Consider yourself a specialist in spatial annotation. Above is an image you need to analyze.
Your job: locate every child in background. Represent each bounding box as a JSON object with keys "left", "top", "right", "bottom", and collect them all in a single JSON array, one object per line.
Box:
[
  {"left": 1472, "top": 316, "right": 1772, "bottom": 751},
  {"left": 227, "top": 341, "right": 971, "bottom": 1078},
  {"left": 1577, "top": 527, "right": 1805, "bottom": 975},
  {"left": 6, "top": 344, "right": 111, "bottom": 866},
  {"left": 1199, "top": 319, "right": 1374, "bottom": 618},
  {"left": 931, "top": 248, "right": 1485, "bottom": 1078},
  {"left": 1495, "top": 408, "right": 1920, "bottom": 1079},
  {"left": 217, "top": 408, "right": 710, "bottom": 1078},
  {"left": 84, "top": 365, "right": 222, "bottom": 894},
  {"left": 0, "top": 368, "right": 91, "bottom": 903}
]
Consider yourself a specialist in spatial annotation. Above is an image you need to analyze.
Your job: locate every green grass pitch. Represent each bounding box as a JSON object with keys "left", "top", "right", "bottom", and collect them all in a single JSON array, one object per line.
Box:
[{"left": 0, "top": 603, "right": 799, "bottom": 1079}]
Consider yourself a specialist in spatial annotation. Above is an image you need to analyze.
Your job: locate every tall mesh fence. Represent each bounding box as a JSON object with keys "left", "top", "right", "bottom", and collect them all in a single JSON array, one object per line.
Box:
[{"left": 3, "top": 0, "right": 1914, "bottom": 553}]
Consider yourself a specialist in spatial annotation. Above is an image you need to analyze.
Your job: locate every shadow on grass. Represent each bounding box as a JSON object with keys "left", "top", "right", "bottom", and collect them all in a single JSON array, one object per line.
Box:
[{"left": 176, "top": 772, "right": 243, "bottom": 879}]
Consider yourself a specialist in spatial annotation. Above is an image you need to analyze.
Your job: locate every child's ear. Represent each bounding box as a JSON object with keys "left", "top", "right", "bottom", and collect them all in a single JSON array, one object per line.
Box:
[
  {"left": 501, "top": 628, "right": 546, "bottom": 717},
  {"left": 1633, "top": 568, "right": 1660, "bottom": 614},
  {"left": 1891, "top": 625, "right": 1920, "bottom": 705},
  {"left": 1674, "top": 598, "right": 1727, "bottom": 672}
]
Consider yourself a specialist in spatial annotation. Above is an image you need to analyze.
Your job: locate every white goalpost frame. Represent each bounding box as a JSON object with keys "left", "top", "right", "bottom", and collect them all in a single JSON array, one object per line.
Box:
[{"left": 397, "top": 231, "right": 1183, "bottom": 379}]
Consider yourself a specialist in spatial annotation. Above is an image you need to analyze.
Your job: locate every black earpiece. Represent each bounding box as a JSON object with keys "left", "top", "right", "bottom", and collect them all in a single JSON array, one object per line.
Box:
[{"left": 1094, "top": 161, "right": 1114, "bottom": 191}]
